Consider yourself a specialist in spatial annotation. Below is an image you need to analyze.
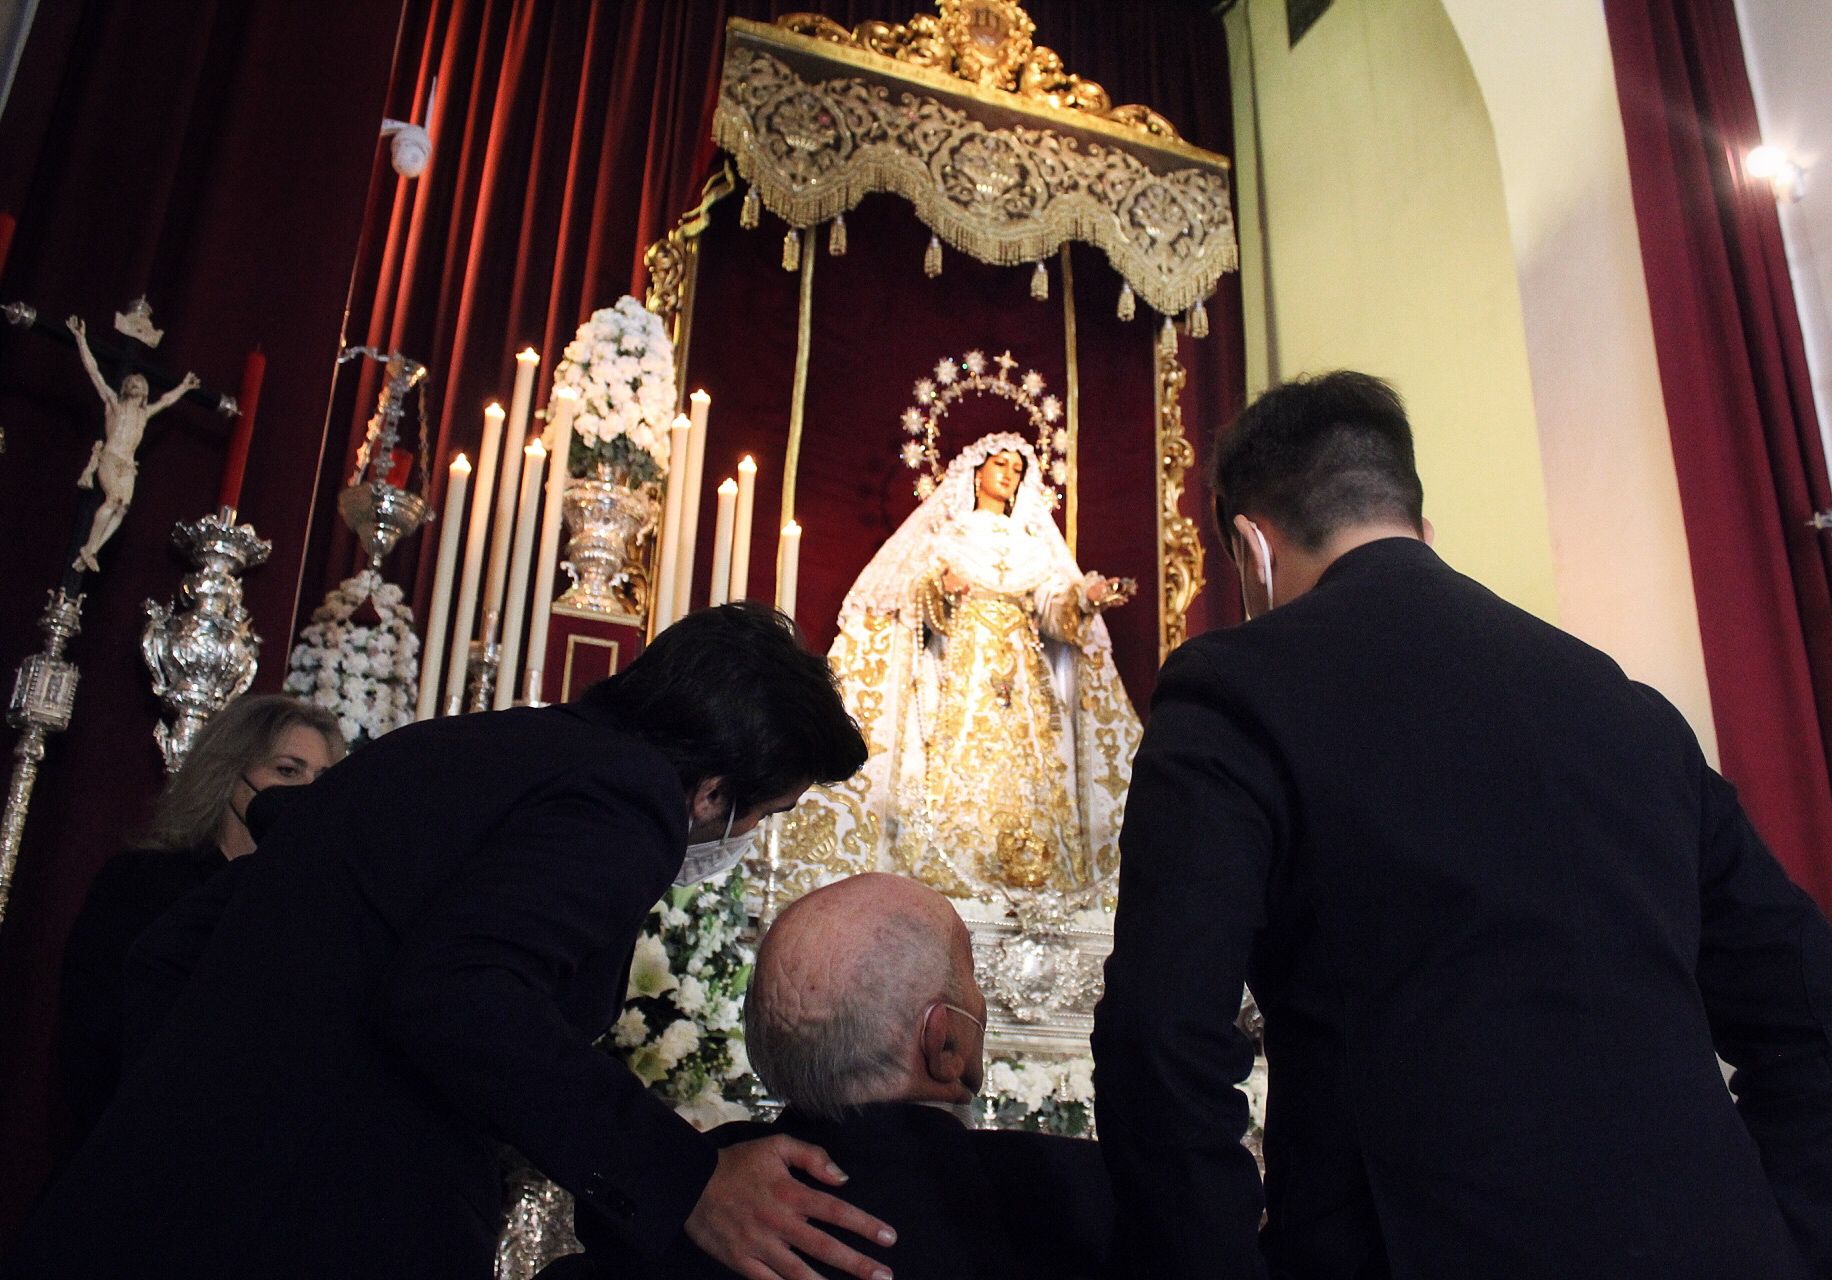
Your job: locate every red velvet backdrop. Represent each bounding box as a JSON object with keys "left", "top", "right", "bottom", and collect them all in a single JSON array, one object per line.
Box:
[
  {"left": 0, "top": 0, "right": 405, "bottom": 1240},
  {"left": 318, "top": 0, "right": 1244, "bottom": 711},
  {"left": 1604, "top": 0, "right": 1832, "bottom": 908}
]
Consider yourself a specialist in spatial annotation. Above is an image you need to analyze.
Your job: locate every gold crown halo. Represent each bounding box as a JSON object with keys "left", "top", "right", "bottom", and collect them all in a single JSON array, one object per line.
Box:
[{"left": 899, "top": 348, "right": 1065, "bottom": 504}]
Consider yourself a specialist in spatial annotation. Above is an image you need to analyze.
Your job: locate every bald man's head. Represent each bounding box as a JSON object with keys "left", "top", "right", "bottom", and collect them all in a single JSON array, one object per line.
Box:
[{"left": 745, "top": 874, "right": 985, "bottom": 1119}]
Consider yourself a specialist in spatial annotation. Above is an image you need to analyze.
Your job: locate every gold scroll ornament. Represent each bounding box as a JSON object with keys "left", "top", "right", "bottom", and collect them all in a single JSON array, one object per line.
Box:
[
  {"left": 1156, "top": 345, "right": 1204, "bottom": 662},
  {"left": 714, "top": 4, "right": 1238, "bottom": 319}
]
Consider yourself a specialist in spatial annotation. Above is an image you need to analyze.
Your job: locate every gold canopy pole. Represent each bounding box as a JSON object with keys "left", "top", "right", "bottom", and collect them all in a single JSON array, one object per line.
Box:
[
  {"left": 1060, "top": 243, "right": 1080, "bottom": 555},
  {"left": 780, "top": 238, "right": 817, "bottom": 527}
]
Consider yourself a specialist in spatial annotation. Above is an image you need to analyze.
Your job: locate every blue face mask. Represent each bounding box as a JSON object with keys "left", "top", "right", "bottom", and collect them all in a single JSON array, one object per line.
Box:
[{"left": 674, "top": 803, "right": 757, "bottom": 887}]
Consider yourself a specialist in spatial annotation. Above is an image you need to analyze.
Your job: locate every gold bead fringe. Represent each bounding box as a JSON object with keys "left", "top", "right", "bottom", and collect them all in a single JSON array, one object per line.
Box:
[
  {"left": 740, "top": 185, "right": 761, "bottom": 230},
  {"left": 924, "top": 233, "right": 943, "bottom": 278},
  {"left": 782, "top": 228, "right": 801, "bottom": 272},
  {"left": 1117, "top": 281, "right": 1136, "bottom": 322},
  {"left": 1031, "top": 260, "right": 1049, "bottom": 301},
  {"left": 829, "top": 213, "right": 847, "bottom": 257}
]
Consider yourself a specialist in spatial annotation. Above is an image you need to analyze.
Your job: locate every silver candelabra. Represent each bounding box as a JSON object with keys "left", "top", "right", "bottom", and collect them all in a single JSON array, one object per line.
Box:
[{"left": 142, "top": 508, "right": 272, "bottom": 772}]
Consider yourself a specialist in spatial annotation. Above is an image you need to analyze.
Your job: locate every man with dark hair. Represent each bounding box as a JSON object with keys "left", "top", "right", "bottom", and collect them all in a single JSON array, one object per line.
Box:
[
  {"left": 1093, "top": 372, "right": 1832, "bottom": 1278},
  {"left": 11, "top": 604, "right": 893, "bottom": 1280}
]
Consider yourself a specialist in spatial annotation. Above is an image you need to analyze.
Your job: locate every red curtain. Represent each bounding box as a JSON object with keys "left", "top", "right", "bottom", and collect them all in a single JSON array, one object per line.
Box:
[
  {"left": 1605, "top": 0, "right": 1832, "bottom": 908},
  {"left": 314, "top": 0, "right": 1246, "bottom": 695},
  {"left": 0, "top": 0, "right": 405, "bottom": 1241}
]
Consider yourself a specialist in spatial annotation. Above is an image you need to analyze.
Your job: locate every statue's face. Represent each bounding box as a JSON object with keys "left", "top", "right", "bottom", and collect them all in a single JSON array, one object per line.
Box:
[
  {"left": 975, "top": 450, "right": 1024, "bottom": 510},
  {"left": 121, "top": 374, "right": 148, "bottom": 402}
]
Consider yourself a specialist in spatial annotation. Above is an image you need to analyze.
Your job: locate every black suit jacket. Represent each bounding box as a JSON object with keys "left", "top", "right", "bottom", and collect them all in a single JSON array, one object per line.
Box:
[
  {"left": 8, "top": 698, "right": 715, "bottom": 1279},
  {"left": 1093, "top": 538, "right": 1832, "bottom": 1279},
  {"left": 56, "top": 842, "right": 227, "bottom": 1147},
  {"left": 550, "top": 1102, "right": 1113, "bottom": 1279}
]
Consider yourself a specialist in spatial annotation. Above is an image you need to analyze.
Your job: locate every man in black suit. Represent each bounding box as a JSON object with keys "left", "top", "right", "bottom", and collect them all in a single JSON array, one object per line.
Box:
[
  {"left": 559, "top": 872, "right": 1114, "bottom": 1279},
  {"left": 1092, "top": 372, "right": 1832, "bottom": 1279},
  {"left": 7, "top": 604, "right": 898, "bottom": 1280}
]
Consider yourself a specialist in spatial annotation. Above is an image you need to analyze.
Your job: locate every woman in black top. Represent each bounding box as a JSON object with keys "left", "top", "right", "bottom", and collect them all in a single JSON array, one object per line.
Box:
[{"left": 57, "top": 694, "right": 345, "bottom": 1144}]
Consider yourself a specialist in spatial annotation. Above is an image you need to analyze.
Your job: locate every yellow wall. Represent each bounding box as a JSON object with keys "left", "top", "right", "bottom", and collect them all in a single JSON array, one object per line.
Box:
[{"left": 1226, "top": 0, "right": 1560, "bottom": 622}]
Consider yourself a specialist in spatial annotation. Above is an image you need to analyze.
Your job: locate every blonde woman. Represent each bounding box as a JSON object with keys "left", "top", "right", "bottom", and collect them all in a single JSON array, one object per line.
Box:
[{"left": 58, "top": 695, "right": 344, "bottom": 1143}]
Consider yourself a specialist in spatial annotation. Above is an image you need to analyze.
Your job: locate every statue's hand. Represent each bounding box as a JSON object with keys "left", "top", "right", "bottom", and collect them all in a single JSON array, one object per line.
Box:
[
  {"left": 178, "top": 371, "right": 201, "bottom": 392},
  {"left": 941, "top": 569, "right": 967, "bottom": 596},
  {"left": 66, "top": 315, "right": 85, "bottom": 337}
]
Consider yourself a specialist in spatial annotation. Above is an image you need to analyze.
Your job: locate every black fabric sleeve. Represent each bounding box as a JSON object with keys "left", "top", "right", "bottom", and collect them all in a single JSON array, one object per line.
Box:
[
  {"left": 120, "top": 853, "right": 249, "bottom": 1067},
  {"left": 370, "top": 766, "right": 716, "bottom": 1259},
  {"left": 1695, "top": 762, "right": 1832, "bottom": 1273},
  {"left": 1092, "top": 644, "right": 1273, "bottom": 1279}
]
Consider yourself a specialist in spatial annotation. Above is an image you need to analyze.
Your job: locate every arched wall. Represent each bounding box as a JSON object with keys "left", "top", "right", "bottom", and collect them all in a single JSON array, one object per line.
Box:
[{"left": 1226, "top": 0, "right": 1718, "bottom": 756}]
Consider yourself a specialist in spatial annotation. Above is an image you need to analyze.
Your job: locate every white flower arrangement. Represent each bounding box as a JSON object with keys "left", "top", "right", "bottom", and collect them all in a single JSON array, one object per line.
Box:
[
  {"left": 603, "top": 868, "right": 763, "bottom": 1130},
  {"left": 981, "top": 1050, "right": 1269, "bottom": 1140},
  {"left": 551, "top": 296, "right": 676, "bottom": 485},
  {"left": 283, "top": 570, "right": 419, "bottom": 747}
]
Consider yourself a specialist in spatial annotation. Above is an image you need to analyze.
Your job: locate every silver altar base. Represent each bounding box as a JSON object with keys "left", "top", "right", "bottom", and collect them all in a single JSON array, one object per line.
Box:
[
  {"left": 963, "top": 902, "right": 1112, "bottom": 1060},
  {"left": 0, "top": 589, "right": 83, "bottom": 931},
  {"left": 496, "top": 1164, "right": 581, "bottom": 1280},
  {"left": 142, "top": 507, "right": 272, "bottom": 772}
]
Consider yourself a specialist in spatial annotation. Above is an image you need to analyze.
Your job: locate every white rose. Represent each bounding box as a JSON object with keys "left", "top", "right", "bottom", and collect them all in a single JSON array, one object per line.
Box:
[
  {"left": 675, "top": 1088, "right": 751, "bottom": 1132},
  {"left": 674, "top": 974, "right": 708, "bottom": 1016},
  {"left": 658, "top": 1018, "right": 701, "bottom": 1063},
  {"left": 612, "top": 1008, "right": 649, "bottom": 1049},
  {"left": 723, "top": 1039, "right": 751, "bottom": 1080}
]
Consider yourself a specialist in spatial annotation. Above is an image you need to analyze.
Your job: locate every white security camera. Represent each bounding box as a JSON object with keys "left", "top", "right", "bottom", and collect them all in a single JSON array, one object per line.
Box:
[{"left": 380, "top": 118, "right": 431, "bottom": 179}]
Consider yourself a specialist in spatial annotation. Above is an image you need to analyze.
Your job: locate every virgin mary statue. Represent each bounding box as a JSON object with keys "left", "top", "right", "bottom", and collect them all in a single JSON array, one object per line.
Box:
[{"left": 775, "top": 432, "right": 1141, "bottom": 907}]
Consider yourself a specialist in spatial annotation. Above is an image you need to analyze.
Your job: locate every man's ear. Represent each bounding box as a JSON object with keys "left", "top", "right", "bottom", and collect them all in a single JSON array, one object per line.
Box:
[
  {"left": 918, "top": 1003, "right": 965, "bottom": 1087},
  {"left": 687, "top": 776, "right": 727, "bottom": 827},
  {"left": 1421, "top": 516, "right": 1436, "bottom": 546}
]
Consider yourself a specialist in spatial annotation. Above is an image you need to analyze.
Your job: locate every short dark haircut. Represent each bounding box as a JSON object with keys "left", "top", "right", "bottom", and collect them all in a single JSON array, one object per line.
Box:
[
  {"left": 1210, "top": 371, "right": 1425, "bottom": 551},
  {"left": 583, "top": 601, "right": 866, "bottom": 811}
]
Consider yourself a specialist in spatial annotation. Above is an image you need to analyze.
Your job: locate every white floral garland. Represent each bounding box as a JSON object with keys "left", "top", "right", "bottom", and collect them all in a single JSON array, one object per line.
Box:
[
  {"left": 283, "top": 570, "right": 419, "bottom": 747},
  {"left": 982, "top": 1051, "right": 1268, "bottom": 1139},
  {"left": 551, "top": 296, "right": 676, "bottom": 485}
]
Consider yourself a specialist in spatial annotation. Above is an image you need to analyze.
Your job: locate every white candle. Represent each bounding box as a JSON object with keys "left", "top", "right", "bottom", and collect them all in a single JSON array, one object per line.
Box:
[
  {"left": 730, "top": 454, "right": 757, "bottom": 600},
  {"left": 525, "top": 387, "right": 577, "bottom": 704},
  {"left": 673, "top": 389, "right": 710, "bottom": 616},
  {"left": 654, "top": 413, "right": 692, "bottom": 632},
  {"left": 708, "top": 478, "right": 738, "bottom": 608},
  {"left": 494, "top": 439, "right": 547, "bottom": 709},
  {"left": 444, "top": 403, "right": 505, "bottom": 710},
  {"left": 775, "top": 520, "right": 802, "bottom": 619},
  {"left": 415, "top": 454, "right": 471, "bottom": 721},
  {"left": 483, "top": 354, "right": 537, "bottom": 623}
]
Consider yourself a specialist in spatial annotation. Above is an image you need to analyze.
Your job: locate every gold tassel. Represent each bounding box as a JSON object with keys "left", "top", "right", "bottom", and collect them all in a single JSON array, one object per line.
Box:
[
  {"left": 1031, "top": 260, "right": 1049, "bottom": 301},
  {"left": 924, "top": 233, "right": 943, "bottom": 278},
  {"left": 1189, "top": 299, "right": 1209, "bottom": 339},
  {"left": 1159, "top": 315, "right": 1177, "bottom": 356},
  {"left": 1117, "top": 280, "right": 1136, "bottom": 322},
  {"left": 740, "top": 184, "right": 760, "bottom": 230},
  {"left": 782, "top": 228, "right": 800, "bottom": 272},
  {"left": 829, "top": 213, "right": 847, "bottom": 256}
]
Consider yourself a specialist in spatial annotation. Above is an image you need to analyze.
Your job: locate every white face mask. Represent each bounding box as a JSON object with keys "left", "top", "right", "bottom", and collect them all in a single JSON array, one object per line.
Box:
[
  {"left": 1238, "top": 523, "right": 1274, "bottom": 619},
  {"left": 674, "top": 802, "right": 757, "bottom": 887}
]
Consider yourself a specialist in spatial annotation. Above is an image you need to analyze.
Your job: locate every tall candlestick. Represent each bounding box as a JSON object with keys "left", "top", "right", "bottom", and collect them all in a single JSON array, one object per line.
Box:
[
  {"left": 673, "top": 389, "right": 711, "bottom": 615},
  {"left": 708, "top": 479, "right": 738, "bottom": 608},
  {"left": 525, "top": 388, "right": 577, "bottom": 704},
  {"left": 444, "top": 403, "right": 504, "bottom": 710},
  {"left": 216, "top": 348, "right": 265, "bottom": 511},
  {"left": 730, "top": 455, "right": 758, "bottom": 600},
  {"left": 483, "top": 355, "right": 537, "bottom": 624},
  {"left": 775, "top": 521, "right": 802, "bottom": 619},
  {"left": 654, "top": 414, "right": 691, "bottom": 632},
  {"left": 416, "top": 454, "right": 472, "bottom": 720},
  {"left": 494, "top": 439, "right": 547, "bottom": 709}
]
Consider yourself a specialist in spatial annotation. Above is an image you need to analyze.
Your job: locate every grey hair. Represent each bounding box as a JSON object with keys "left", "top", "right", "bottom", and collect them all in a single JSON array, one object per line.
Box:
[
  {"left": 744, "top": 907, "right": 962, "bottom": 1121},
  {"left": 143, "top": 694, "right": 345, "bottom": 852}
]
